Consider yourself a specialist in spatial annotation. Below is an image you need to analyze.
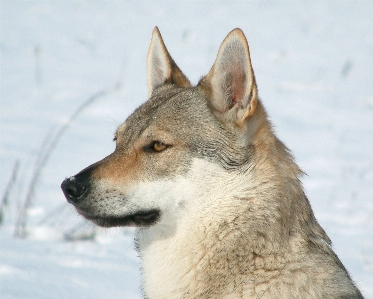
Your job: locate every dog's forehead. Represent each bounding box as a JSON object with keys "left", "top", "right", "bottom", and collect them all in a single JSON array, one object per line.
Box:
[{"left": 119, "top": 86, "right": 210, "bottom": 140}]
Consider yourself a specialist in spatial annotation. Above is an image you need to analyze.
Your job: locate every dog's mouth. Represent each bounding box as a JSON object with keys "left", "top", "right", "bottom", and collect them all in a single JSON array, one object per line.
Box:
[{"left": 79, "top": 209, "right": 161, "bottom": 227}]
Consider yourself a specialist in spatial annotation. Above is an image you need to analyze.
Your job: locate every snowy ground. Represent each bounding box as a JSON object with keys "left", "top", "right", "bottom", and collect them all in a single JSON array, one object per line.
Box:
[{"left": 1, "top": 1, "right": 372, "bottom": 298}]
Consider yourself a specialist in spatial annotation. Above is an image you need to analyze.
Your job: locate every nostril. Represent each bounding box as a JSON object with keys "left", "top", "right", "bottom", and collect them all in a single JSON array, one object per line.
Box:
[
  {"left": 61, "top": 177, "right": 87, "bottom": 204},
  {"left": 66, "top": 187, "right": 77, "bottom": 198},
  {"left": 66, "top": 184, "right": 86, "bottom": 198}
]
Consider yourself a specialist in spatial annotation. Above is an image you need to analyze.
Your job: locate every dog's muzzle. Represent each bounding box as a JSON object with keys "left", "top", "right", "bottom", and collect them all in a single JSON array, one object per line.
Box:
[{"left": 61, "top": 176, "right": 88, "bottom": 205}]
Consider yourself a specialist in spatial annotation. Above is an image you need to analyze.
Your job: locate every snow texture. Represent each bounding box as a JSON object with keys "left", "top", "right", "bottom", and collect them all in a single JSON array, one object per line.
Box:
[{"left": 1, "top": 1, "right": 372, "bottom": 298}]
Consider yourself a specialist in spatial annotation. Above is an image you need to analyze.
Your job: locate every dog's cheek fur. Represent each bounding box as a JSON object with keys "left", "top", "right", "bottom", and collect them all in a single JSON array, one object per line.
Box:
[
  {"left": 136, "top": 157, "right": 281, "bottom": 297},
  {"left": 74, "top": 146, "right": 195, "bottom": 220}
]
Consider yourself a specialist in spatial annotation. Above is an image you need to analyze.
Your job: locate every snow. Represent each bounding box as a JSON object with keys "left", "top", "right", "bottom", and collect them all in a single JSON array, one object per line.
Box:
[{"left": 1, "top": 1, "right": 372, "bottom": 298}]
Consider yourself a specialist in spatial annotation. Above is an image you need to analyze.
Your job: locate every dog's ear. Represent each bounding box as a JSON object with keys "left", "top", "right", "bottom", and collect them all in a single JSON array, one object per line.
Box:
[
  {"left": 199, "top": 28, "right": 258, "bottom": 127},
  {"left": 147, "top": 27, "right": 191, "bottom": 98}
]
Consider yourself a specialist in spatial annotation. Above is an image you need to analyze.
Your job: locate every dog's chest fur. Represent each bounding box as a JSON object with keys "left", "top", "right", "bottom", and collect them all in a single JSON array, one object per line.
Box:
[
  {"left": 139, "top": 217, "right": 356, "bottom": 299},
  {"left": 138, "top": 208, "right": 320, "bottom": 299}
]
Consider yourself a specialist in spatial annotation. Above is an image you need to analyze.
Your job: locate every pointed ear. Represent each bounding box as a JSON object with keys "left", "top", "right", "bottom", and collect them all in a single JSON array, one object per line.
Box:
[
  {"left": 199, "top": 28, "right": 258, "bottom": 126},
  {"left": 147, "top": 27, "right": 191, "bottom": 98}
]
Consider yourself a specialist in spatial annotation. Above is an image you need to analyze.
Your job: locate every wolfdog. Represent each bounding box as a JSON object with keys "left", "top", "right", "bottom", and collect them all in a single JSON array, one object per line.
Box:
[{"left": 61, "top": 27, "right": 363, "bottom": 298}]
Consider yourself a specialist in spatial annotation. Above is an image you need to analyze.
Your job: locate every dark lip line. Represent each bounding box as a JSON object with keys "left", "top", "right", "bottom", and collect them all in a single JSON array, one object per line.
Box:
[{"left": 76, "top": 208, "right": 161, "bottom": 227}]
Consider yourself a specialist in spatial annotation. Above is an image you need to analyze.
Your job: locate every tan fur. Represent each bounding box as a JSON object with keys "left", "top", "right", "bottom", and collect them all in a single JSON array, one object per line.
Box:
[{"left": 61, "top": 28, "right": 363, "bottom": 298}]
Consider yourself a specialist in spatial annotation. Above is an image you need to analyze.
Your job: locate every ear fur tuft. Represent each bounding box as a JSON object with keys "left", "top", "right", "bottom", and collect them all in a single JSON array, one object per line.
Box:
[{"left": 199, "top": 28, "right": 258, "bottom": 126}]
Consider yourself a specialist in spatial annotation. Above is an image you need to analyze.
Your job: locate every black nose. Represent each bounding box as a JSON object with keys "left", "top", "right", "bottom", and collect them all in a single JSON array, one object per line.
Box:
[{"left": 61, "top": 177, "right": 87, "bottom": 205}]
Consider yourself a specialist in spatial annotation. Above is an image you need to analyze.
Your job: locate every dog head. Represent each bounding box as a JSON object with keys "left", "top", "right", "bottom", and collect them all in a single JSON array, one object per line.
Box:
[{"left": 61, "top": 27, "right": 265, "bottom": 228}]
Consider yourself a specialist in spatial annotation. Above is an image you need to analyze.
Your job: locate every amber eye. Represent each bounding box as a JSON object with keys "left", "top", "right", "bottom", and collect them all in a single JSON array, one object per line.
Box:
[
  {"left": 153, "top": 141, "right": 167, "bottom": 152},
  {"left": 144, "top": 141, "right": 170, "bottom": 153}
]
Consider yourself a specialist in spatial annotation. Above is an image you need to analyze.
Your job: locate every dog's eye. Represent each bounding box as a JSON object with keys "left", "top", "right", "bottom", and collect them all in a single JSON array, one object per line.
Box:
[
  {"left": 153, "top": 141, "right": 167, "bottom": 152},
  {"left": 144, "top": 141, "right": 169, "bottom": 153}
]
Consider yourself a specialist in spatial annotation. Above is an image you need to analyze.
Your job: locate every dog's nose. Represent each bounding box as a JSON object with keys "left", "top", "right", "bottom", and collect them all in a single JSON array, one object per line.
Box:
[{"left": 61, "top": 177, "right": 87, "bottom": 205}]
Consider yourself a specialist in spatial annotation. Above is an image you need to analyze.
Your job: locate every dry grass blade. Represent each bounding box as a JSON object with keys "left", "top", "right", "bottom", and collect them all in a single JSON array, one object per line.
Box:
[{"left": 0, "top": 160, "right": 20, "bottom": 226}]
